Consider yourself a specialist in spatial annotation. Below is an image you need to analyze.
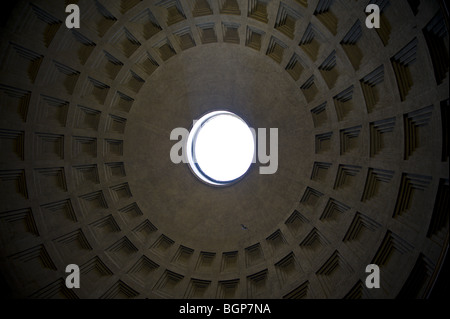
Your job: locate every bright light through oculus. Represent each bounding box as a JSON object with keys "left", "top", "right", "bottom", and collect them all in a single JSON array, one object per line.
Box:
[{"left": 187, "top": 111, "right": 254, "bottom": 186}]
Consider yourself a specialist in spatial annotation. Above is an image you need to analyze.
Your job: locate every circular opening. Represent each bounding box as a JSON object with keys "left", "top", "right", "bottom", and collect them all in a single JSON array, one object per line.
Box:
[{"left": 187, "top": 111, "right": 255, "bottom": 186}]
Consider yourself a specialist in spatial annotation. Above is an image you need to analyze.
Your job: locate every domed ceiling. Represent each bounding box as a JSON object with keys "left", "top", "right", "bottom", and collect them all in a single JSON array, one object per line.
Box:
[{"left": 0, "top": 0, "right": 448, "bottom": 299}]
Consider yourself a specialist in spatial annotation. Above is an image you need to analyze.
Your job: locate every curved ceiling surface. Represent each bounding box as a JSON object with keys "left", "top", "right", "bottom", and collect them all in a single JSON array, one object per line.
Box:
[{"left": 0, "top": 0, "right": 448, "bottom": 299}]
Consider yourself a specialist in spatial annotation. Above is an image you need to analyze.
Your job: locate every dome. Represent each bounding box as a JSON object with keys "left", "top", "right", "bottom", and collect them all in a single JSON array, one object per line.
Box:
[{"left": 0, "top": 0, "right": 448, "bottom": 300}]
